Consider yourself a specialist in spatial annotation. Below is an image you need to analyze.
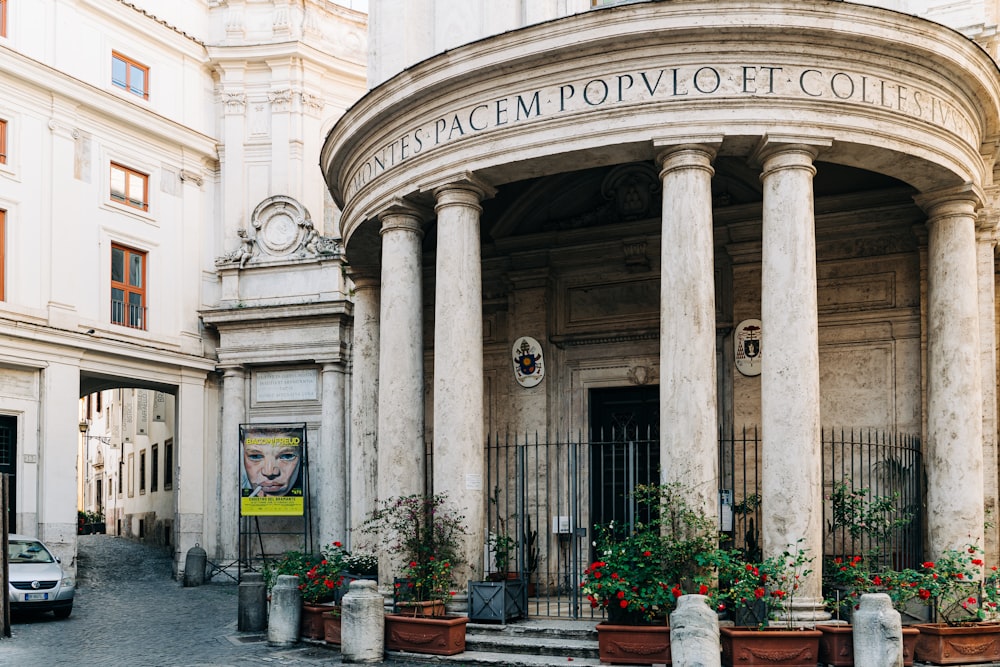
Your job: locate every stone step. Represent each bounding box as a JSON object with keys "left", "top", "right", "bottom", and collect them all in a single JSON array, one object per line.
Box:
[
  {"left": 387, "top": 648, "right": 605, "bottom": 666},
  {"left": 467, "top": 619, "right": 598, "bottom": 641},
  {"left": 466, "top": 632, "right": 599, "bottom": 659}
]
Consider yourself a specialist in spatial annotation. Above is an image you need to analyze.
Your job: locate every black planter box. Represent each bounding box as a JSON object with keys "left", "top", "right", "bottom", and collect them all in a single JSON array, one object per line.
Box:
[{"left": 468, "top": 578, "right": 527, "bottom": 623}]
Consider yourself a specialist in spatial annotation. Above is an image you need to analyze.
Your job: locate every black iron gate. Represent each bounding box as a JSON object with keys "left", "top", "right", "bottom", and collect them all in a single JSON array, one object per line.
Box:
[{"left": 486, "top": 426, "right": 921, "bottom": 619}]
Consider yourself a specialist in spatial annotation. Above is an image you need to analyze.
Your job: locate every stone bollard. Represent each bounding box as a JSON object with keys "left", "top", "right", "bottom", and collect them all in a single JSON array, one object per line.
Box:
[
  {"left": 182, "top": 544, "right": 206, "bottom": 587},
  {"left": 853, "top": 593, "right": 903, "bottom": 667},
  {"left": 342, "top": 579, "right": 385, "bottom": 663},
  {"left": 238, "top": 572, "right": 268, "bottom": 632},
  {"left": 267, "top": 574, "right": 301, "bottom": 647},
  {"left": 670, "top": 594, "right": 721, "bottom": 667}
]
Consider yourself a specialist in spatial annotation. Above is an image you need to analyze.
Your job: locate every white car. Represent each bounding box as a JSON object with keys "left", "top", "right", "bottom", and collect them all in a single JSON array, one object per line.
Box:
[{"left": 7, "top": 534, "right": 75, "bottom": 618}]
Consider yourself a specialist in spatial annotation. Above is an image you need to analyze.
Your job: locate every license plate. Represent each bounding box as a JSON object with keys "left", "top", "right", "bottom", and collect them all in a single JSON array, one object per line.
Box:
[{"left": 24, "top": 593, "right": 49, "bottom": 601}]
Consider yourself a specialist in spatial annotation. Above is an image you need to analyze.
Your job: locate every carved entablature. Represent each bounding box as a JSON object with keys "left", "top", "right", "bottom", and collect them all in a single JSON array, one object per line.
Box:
[
  {"left": 601, "top": 163, "right": 662, "bottom": 222},
  {"left": 214, "top": 195, "right": 342, "bottom": 268}
]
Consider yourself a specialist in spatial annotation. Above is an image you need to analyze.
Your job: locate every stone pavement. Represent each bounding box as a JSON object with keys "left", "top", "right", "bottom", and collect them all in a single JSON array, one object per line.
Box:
[{"left": 1, "top": 534, "right": 436, "bottom": 667}]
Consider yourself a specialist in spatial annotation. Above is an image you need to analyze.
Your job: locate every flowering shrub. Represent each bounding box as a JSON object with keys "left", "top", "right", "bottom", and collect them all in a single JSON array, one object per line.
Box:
[
  {"left": 363, "top": 493, "right": 468, "bottom": 604},
  {"left": 342, "top": 548, "right": 378, "bottom": 576},
  {"left": 823, "top": 554, "right": 924, "bottom": 617},
  {"left": 264, "top": 547, "right": 343, "bottom": 604},
  {"left": 298, "top": 555, "right": 344, "bottom": 604},
  {"left": 704, "top": 541, "right": 813, "bottom": 629},
  {"left": 913, "top": 543, "right": 1000, "bottom": 625},
  {"left": 579, "top": 483, "right": 716, "bottom": 624}
]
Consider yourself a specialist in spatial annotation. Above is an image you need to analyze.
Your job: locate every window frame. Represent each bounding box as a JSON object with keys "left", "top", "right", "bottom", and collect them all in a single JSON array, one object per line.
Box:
[
  {"left": 151, "top": 443, "right": 158, "bottom": 493},
  {"left": 0, "top": 119, "right": 7, "bottom": 165},
  {"left": 0, "top": 0, "right": 7, "bottom": 39},
  {"left": 164, "top": 438, "right": 173, "bottom": 490},
  {"left": 110, "top": 243, "right": 147, "bottom": 330},
  {"left": 0, "top": 209, "right": 5, "bottom": 301},
  {"left": 111, "top": 51, "right": 149, "bottom": 100},
  {"left": 109, "top": 162, "right": 149, "bottom": 212},
  {"left": 139, "top": 449, "right": 146, "bottom": 494}
]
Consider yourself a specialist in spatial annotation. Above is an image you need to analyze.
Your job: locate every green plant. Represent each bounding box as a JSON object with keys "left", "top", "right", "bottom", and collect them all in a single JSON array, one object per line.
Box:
[
  {"left": 579, "top": 483, "right": 717, "bottom": 624},
  {"left": 823, "top": 553, "right": 924, "bottom": 616},
  {"left": 362, "top": 493, "right": 468, "bottom": 603},
  {"left": 913, "top": 543, "right": 1000, "bottom": 625},
  {"left": 704, "top": 540, "right": 813, "bottom": 629},
  {"left": 828, "top": 480, "right": 913, "bottom": 545},
  {"left": 263, "top": 546, "right": 344, "bottom": 604},
  {"left": 488, "top": 532, "right": 517, "bottom": 579},
  {"left": 342, "top": 547, "right": 378, "bottom": 576}
]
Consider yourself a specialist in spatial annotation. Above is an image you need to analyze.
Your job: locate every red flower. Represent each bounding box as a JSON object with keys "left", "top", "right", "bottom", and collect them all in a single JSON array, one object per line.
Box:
[
  {"left": 699, "top": 584, "right": 709, "bottom": 595},
  {"left": 333, "top": 541, "right": 342, "bottom": 547},
  {"left": 643, "top": 550, "right": 652, "bottom": 557},
  {"left": 973, "top": 559, "right": 984, "bottom": 566},
  {"left": 619, "top": 600, "right": 628, "bottom": 608},
  {"left": 922, "top": 562, "right": 935, "bottom": 569},
  {"left": 617, "top": 591, "right": 625, "bottom": 599},
  {"left": 671, "top": 586, "right": 683, "bottom": 598},
  {"left": 919, "top": 589, "right": 931, "bottom": 600},
  {"left": 594, "top": 571, "right": 602, "bottom": 579},
  {"left": 754, "top": 587, "right": 765, "bottom": 599},
  {"left": 611, "top": 572, "right": 619, "bottom": 580}
]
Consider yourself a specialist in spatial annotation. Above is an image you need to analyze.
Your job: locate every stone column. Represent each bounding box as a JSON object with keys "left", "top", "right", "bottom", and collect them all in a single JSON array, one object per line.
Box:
[
  {"left": 656, "top": 141, "right": 720, "bottom": 519},
  {"left": 320, "top": 361, "right": 348, "bottom": 544},
  {"left": 977, "top": 208, "right": 999, "bottom": 562},
  {"left": 348, "top": 273, "right": 380, "bottom": 545},
  {"left": 431, "top": 178, "right": 493, "bottom": 586},
  {"left": 377, "top": 204, "right": 426, "bottom": 512},
  {"left": 757, "top": 140, "right": 829, "bottom": 623},
  {"left": 175, "top": 371, "right": 210, "bottom": 573},
  {"left": 219, "top": 365, "right": 246, "bottom": 559},
  {"left": 916, "top": 187, "right": 985, "bottom": 555}
]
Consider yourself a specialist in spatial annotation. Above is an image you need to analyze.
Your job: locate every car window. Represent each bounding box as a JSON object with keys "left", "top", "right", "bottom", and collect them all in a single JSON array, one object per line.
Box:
[{"left": 8, "top": 540, "right": 55, "bottom": 563}]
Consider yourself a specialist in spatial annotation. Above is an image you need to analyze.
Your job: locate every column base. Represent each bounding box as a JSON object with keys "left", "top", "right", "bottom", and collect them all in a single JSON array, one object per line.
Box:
[{"left": 774, "top": 597, "right": 832, "bottom": 627}]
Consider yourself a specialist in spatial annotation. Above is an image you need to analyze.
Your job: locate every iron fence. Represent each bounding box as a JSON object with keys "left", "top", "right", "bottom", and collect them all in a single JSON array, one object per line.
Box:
[{"left": 486, "top": 426, "right": 922, "bottom": 618}]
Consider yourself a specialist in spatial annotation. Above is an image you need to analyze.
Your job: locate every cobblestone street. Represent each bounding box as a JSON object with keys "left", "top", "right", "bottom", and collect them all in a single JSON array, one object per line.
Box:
[{"left": 2, "top": 535, "right": 432, "bottom": 667}]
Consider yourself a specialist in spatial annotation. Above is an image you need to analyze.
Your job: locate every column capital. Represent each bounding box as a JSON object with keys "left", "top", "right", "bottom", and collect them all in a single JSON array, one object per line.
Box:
[
  {"left": 218, "top": 364, "right": 246, "bottom": 378},
  {"left": 347, "top": 270, "right": 380, "bottom": 291},
  {"left": 655, "top": 142, "right": 717, "bottom": 178},
  {"left": 915, "top": 183, "right": 985, "bottom": 221},
  {"left": 424, "top": 171, "right": 496, "bottom": 204},
  {"left": 750, "top": 135, "right": 831, "bottom": 172},
  {"left": 378, "top": 198, "right": 428, "bottom": 237}
]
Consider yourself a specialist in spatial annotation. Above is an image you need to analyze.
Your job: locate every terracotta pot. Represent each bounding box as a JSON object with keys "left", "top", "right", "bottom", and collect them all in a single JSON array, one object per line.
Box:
[
  {"left": 817, "top": 623, "right": 920, "bottom": 666},
  {"left": 300, "top": 602, "right": 331, "bottom": 640},
  {"left": 720, "top": 626, "right": 822, "bottom": 667},
  {"left": 323, "top": 610, "right": 342, "bottom": 645},
  {"left": 384, "top": 613, "right": 468, "bottom": 655},
  {"left": 914, "top": 622, "right": 1000, "bottom": 665},
  {"left": 395, "top": 599, "right": 447, "bottom": 617},
  {"left": 596, "top": 622, "right": 671, "bottom": 665}
]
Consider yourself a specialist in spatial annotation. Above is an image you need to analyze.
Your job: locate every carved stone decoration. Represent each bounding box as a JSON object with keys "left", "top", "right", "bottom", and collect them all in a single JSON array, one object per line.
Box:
[
  {"left": 249, "top": 195, "right": 342, "bottom": 260},
  {"left": 622, "top": 236, "right": 650, "bottom": 272},
  {"left": 601, "top": 163, "right": 662, "bottom": 222},
  {"left": 627, "top": 365, "right": 657, "bottom": 386},
  {"left": 214, "top": 228, "right": 256, "bottom": 268}
]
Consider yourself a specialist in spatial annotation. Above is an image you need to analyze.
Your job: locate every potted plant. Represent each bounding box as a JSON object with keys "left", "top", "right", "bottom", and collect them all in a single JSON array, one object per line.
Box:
[
  {"left": 910, "top": 543, "right": 1000, "bottom": 665},
  {"left": 468, "top": 531, "right": 526, "bottom": 622},
  {"left": 818, "top": 480, "right": 921, "bottom": 666},
  {"left": 706, "top": 540, "right": 823, "bottom": 667},
  {"left": 363, "top": 492, "right": 470, "bottom": 656},
  {"left": 265, "top": 545, "right": 344, "bottom": 640},
  {"left": 819, "top": 556, "right": 923, "bottom": 666},
  {"left": 328, "top": 541, "right": 378, "bottom": 603},
  {"left": 323, "top": 604, "right": 342, "bottom": 645},
  {"left": 580, "top": 483, "right": 717, "bottom": 665}
]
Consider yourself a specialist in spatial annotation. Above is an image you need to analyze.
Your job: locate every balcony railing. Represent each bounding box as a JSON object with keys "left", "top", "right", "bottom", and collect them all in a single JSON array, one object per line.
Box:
[{"left": 110, "top": 299, "right": 146, "bottom": 330}]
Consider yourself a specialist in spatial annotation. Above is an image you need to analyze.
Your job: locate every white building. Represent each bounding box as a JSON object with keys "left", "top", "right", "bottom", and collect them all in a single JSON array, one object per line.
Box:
[
  {"left": 10, "top": 0, "right": 1000, "bottom": 623},
  {"left": 0, "top": 0, "right": 366, "bottom": 573}
]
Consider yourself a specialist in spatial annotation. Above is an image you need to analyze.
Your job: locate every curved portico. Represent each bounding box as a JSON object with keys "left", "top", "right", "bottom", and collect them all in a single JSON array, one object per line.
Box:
[{"left": 322, "top": 0, "right": 1000, "bottom": 608}]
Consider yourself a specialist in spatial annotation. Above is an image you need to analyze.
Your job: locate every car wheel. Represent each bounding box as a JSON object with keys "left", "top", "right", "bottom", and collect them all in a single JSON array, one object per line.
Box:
[{"left": 53, "top": 606, "right": 72, "bottom": 619}]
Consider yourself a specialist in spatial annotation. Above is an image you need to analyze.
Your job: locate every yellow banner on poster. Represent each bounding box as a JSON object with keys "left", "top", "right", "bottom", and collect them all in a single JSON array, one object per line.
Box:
[
  {"left": 239, "top": 424, "right": 306, "bottom": 516},
  {"left": 240, "top": 494, "right": 304, "bottom": 516}
]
